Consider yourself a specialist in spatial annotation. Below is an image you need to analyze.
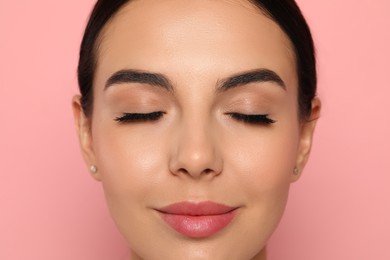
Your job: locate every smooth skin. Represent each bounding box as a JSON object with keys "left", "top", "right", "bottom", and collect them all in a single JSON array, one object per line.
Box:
[{"left": 73, "top": 0, "right": 320, "bottom": 259}]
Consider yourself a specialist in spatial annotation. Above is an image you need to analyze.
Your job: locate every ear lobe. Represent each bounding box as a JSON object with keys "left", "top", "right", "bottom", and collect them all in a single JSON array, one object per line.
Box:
[
  {"left": 292, "top": 97, "right": 321, "bottom": 182},
  {"left": 72, "top": 95, "right": 102, "bottom": 181}
]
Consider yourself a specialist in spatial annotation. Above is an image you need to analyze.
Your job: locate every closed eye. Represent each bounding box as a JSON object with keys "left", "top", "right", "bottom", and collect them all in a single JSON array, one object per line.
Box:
[
  {"left": 227, "top": 112, "right": 276, "bottom": 125},
  {"left": 115, "top": 111, "right": 165, "bottom": 123}
]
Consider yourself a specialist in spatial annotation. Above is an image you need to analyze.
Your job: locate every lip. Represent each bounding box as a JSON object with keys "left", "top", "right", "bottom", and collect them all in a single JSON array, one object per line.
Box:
[{"left": 156, "top": 201, "right": 238, "bottom": 238}]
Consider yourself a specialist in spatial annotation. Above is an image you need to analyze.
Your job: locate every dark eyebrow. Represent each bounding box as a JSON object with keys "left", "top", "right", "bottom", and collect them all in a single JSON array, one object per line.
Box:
[
  {"left": 104, "top": 69, "right": 174, "bottom": 92},
  {"left": 105, "top": 68, "right": 285, "bottom": 93},
  {"left": 217, "top": 69, "right": 286, "bottom": 92}
]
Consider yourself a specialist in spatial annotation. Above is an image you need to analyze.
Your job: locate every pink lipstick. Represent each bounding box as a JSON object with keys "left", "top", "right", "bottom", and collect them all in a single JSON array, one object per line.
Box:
[{"left": 157, "top": 201, "right": 238, "bottom": 238}]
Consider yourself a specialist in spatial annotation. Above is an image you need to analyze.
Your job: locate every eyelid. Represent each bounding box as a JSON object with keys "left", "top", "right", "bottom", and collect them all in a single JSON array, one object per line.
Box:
[
  {"left": 226, "top": 112, "right": 276, "bottom": 124},
  {"left": 115, "top": 111, "right": 165, "bottom": 123}
]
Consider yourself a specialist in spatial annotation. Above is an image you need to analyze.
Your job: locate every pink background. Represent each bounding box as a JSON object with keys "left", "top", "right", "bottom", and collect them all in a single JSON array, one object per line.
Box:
[{"left": 1, "top": 0, "right": 389, "bottom": 259}]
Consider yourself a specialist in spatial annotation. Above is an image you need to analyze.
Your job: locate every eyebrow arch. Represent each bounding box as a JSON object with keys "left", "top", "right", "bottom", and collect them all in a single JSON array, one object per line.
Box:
[
  {"left": 104, "top": 69, "right": 174, "bottom": 92},
  {"left": 217, "top": 69, "right": 286, "bottom": 92}
]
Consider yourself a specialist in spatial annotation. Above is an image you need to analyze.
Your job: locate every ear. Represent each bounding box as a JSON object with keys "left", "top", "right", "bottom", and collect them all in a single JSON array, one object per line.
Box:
[
  {"left": 72, "top": 95, "right": 102, "bottom": 181},
  {"left": 291, "top": 97, "right": 321, "bottom": 182}
]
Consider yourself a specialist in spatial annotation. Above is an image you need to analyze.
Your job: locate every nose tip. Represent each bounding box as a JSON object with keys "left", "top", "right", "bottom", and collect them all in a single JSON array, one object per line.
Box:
[
  {"left": 169, "top": 132, "right": 223, "bottom": 179},
  {"left": 173, "top": 153, "right": 221, "bottom": 178}
]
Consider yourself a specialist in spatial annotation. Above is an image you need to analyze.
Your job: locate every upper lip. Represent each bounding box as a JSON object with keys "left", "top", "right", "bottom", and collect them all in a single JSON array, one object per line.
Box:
[{"left": 156, "top": 201, "right": 238, "bottom": 216}]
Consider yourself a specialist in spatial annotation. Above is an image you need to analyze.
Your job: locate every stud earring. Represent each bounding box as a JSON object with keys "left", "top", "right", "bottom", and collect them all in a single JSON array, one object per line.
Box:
[
  {"left": 90, "top": 165, "right": 98, "bottom": 174},
  {"left": 293, "top": 167, "right": 299, "bottom": 175}
]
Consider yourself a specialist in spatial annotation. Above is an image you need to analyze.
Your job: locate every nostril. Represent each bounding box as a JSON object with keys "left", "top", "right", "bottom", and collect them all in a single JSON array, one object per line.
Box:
[
  {"left": 202, "top": 169, "right": 213, "bottom": 175},
  {"left": 176, "top": 168, "right": 190, "bottom": 175},
  {"left": 173, "top": 167, "right": 216, "bottom": 178}
]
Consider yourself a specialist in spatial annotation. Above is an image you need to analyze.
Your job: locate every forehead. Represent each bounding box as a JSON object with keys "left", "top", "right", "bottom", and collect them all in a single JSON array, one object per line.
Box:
[{"left": 95, "top": 0, "right": 297, "bottom": 89}]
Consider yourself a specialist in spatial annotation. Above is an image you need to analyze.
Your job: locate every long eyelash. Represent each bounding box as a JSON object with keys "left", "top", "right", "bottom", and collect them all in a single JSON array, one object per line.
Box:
[
  {"left": 227, "top": 112, "right": 276, "bottom": 124},
  {"left": 115, "top": 111, "right": 165, "bottom": 122}
]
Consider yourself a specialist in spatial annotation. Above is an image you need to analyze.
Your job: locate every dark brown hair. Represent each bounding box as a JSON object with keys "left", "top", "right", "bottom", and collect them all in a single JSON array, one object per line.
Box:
[{"left": 78, "top": 0, "right": 316, "bottom": 120}]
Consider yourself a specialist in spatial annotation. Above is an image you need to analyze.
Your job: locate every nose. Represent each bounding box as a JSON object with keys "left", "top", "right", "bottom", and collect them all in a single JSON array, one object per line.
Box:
[{"left": 169, "top": 119, "right": 223, "bottom": 179}]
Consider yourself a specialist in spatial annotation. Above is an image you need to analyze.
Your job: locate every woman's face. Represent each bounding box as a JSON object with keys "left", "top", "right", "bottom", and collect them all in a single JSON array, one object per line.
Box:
[{"left": 73, "top": 0, "right": 319, "bottom": 259}]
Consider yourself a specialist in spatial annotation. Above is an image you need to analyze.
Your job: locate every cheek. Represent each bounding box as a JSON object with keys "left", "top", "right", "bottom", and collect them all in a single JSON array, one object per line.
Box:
[
  {"left": 92, "top": 124, "right": 167, "bottom": 210},
  {"left": 225, "top": 121, "right": 300, "bottom": 212},
  {"left": 226, "top": 119, "right": 299, "bottom": 184}
]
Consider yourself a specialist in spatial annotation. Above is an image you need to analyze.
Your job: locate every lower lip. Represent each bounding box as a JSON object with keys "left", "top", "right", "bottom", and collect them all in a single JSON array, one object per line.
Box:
[{"left": 159, "top": 210, "right": 237, "bottom": 238}]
